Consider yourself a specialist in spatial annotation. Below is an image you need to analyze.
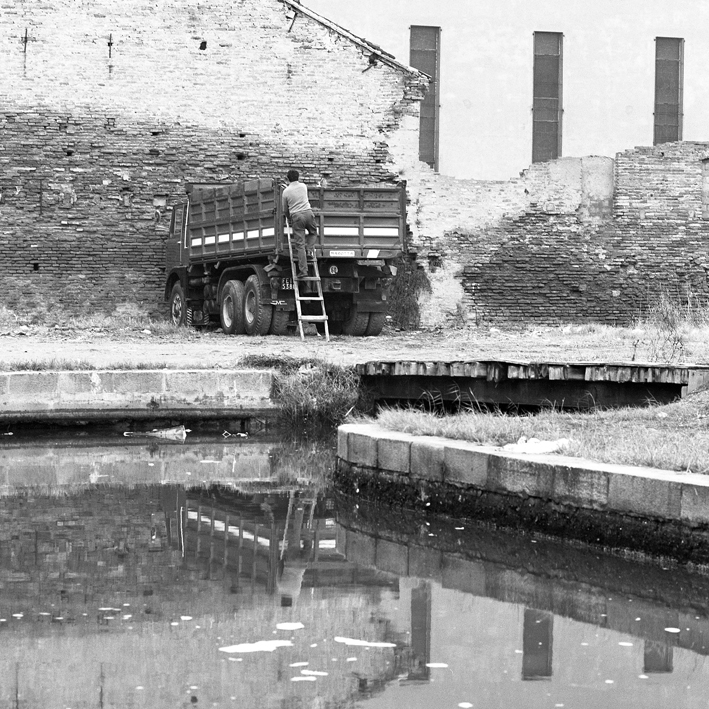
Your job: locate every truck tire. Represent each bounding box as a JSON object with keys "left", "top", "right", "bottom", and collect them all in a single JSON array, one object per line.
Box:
[
  {"left": 269, "top": 309, "right": 291, "bottom": 336},
  {"left": 169, "top": 282, "right": 187, "bottom": 327},
  {"left": 220, "top": 280, "right": 246, "bottom": 335},
  {"left": 341, "top": 305, "right": 369, "bottom": 337},
  {"left": 364, "top": 312, "right": 387, "bottom": 337},
  {"left": 243, "top": 274, "right": 273, "bottom": 336}
]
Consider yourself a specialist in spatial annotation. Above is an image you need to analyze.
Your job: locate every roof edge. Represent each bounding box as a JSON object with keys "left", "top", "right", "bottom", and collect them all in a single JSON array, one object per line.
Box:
[{"left": 280, "top": 0, "right": 430, "bottom": 80}]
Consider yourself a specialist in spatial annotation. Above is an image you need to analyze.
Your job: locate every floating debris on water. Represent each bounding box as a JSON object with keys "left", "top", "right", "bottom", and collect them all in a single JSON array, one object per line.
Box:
[
  {"left": 219, "top": 640, "right": 293, "bottom": 653},
  {"left": 123, "top": 425, "right": 190, "bottom": 441},
  {"left": 334, "top": 637, "right": 396, "bottom": 648}
]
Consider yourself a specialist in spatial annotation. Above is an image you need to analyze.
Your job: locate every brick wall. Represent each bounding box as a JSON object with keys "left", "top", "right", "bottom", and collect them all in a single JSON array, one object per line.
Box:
[
  {"left": 0, "top": 0, "right": 425, "bottom": 316},
  {"left": 407, "top": 145, "right": 709, "bottom": 326}
]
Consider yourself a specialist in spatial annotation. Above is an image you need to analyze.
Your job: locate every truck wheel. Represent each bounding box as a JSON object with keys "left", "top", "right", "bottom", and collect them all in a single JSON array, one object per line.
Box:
[
  {"left": 269, "top": 309, "right": 291, "bottom": 336},
  {"left": 243, "top": 274, "right": 273, "bottom": 336},
  {"left": 169, "top": 283, "right": 187, "bottom": 327},
  {"left": 364, "top": 312, "right": 387, "bottom": 337},
  {"left": 220, "top": 280, "right": 246, "bottom": 335},
  {"left": 341, "top": 306, "right": 369, "bottom": 337}
]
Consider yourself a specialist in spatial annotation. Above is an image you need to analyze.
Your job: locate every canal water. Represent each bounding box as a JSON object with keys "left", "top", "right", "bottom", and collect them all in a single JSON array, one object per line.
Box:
[{"left": 1, "top": 432, "right": 709, "bottom": 708}]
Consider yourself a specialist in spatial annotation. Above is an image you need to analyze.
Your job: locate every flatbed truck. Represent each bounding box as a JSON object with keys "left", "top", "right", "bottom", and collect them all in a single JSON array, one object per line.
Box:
[{"left": 164, "top": 178, "right": 406, "bottom": 336}]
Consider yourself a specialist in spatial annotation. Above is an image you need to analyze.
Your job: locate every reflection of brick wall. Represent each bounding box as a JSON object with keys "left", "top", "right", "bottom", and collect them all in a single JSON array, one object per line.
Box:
[
  {"left": 412, "top": 145, "right": 709, "bottom": 326},
  {"left": 0, "top": 487, "right": 177, "bottom": 610},
  {"left": 0, "top": 0, "right": 425, "bottom": 315},
  {"left": 0, "top": 487, "right": 404, "bottom": 708}
]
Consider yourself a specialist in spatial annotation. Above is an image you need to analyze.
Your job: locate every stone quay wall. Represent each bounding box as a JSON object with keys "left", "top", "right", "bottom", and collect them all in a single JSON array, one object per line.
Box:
[{"left": 336, "top": 423, "right": 709, "bottom": 564}]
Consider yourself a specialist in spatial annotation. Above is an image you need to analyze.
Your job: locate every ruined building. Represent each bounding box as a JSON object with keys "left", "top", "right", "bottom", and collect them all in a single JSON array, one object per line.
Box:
[{"left": 2, "top": 0, "right": 708, "bottom": 328}]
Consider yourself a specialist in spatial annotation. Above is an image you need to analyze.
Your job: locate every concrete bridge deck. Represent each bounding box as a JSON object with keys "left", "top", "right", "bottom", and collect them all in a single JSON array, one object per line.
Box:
[{"left": 357, "top": 359, "right": 709, "bottom": 409}]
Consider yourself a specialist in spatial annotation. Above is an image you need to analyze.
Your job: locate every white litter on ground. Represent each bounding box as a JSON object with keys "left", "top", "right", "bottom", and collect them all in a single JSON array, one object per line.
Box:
[
  {"left": 502, "top": 436, "right": 571, "bottom": 454},
  {"left": 276, "top": 622, "right": 304, "bottom": 630}
]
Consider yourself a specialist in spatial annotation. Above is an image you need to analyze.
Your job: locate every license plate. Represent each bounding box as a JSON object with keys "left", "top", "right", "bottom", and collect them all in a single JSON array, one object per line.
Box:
[
  {"left": 281, "top": 278, "right": 294, "bottom": 290},
  {"left": 329, "top": 250, "right": 355, "bottom": 257}
]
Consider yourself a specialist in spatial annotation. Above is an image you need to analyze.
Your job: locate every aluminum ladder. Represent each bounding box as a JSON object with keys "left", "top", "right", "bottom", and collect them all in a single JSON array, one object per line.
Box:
[{"left": 286, "top": 222, "right": 330, "bottom": 342}]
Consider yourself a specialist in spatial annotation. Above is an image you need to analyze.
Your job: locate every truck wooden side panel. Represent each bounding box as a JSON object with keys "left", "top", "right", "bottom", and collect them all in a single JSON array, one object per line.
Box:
[
  {"left": 183, "top": 179, "right": 405, "bottom": 265},
  {"left": 187, "top": 178, "right": 279, "bottom": 263}
]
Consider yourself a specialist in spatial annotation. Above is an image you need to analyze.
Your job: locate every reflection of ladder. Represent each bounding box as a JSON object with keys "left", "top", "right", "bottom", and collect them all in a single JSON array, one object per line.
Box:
[{"left": 286, "top": 221, "right": 329, "bottom": 342}]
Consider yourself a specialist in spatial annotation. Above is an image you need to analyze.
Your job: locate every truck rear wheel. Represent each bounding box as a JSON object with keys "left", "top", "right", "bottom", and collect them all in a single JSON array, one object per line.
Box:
[
  {"left": 169, "top": 283, "right": 187, "bottom": 327},
  {"left": 341, "top": 305, "right": 370, "bottom": 337},
  {"left": 364, "top": 312, "right": 387, "bottom": 336},
  {"left": 220, "top": 280, "right": 246, "bottom": 335},
  {"left": 269, "top": 309, "right": 291, "bottom": 336},
  {"left": 243, "top": 274, "right": 273, "bottom": 336}
]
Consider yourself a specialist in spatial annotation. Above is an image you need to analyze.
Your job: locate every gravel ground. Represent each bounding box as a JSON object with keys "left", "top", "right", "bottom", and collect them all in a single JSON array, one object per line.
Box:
[{"left": 0, "top": 322, "right": 704, "bottom": 369}]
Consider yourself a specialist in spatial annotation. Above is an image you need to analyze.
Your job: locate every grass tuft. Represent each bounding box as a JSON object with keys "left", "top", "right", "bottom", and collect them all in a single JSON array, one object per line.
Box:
[
  {"left": 241, "top": 355, "right": 361, "bottom": 434},
  {"left": 388, "top": 255, "right": 431, "bottom": 330}
]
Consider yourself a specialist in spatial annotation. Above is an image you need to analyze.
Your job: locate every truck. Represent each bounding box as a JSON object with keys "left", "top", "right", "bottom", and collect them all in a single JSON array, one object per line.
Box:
[{"left": 164, "top": 178, "right": 406, "bottom": 337}]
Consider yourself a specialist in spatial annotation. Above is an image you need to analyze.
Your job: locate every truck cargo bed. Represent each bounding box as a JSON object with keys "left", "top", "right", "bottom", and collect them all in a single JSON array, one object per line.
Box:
[{"left": 186, "top": 179, "right": 404, "bottom": 262}]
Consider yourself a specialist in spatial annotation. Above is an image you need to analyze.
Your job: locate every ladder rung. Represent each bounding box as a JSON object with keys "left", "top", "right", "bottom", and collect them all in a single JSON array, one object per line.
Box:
[
  {"left": 297, "top": 276, "right": 320, "bottom": 281},
  {"left": 300, "top": 315, "right": 329, "bottom": 322},
  {"left": 297, "top": 296, "right": 324, "bottom": 301}
]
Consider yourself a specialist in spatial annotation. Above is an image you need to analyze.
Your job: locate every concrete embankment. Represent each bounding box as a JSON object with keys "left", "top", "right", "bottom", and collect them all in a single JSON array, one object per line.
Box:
[
  {"left": 0, "top": 369, "right": 276, "bottom": 424},
  {"left": 335, "top": 422, "right": 709, "bottom": 564}
]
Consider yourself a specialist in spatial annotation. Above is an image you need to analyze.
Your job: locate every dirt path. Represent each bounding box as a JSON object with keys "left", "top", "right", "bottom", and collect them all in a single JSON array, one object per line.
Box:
[{"left": 0, "top": 324, "right": 700, "bottom": 369}]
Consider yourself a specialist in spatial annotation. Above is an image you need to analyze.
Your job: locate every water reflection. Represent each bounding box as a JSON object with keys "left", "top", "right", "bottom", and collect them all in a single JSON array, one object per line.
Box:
[{"left": 0, "top": 436, "right": 709, "bottom": 708}]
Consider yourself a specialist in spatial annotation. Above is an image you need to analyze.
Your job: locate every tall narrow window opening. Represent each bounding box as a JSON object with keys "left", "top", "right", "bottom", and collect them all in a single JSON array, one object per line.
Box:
[
  {"left": 654, "top": 37, "right": 684, "bottom": 144},
  {"left": 410, "top": 25, "right": 441, "bottom": 171},
  {"left": 532, "top": 31, "right": 563, "bottom": 163}
]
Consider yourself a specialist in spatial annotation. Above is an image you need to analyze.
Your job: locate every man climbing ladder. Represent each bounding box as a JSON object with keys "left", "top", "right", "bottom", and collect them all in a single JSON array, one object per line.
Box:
[
  {"left": 282, "top": 169, "right": 329, "bottom": 341},
  {"left": 281, "top": 170, "right": 317, "bottom": 280}
]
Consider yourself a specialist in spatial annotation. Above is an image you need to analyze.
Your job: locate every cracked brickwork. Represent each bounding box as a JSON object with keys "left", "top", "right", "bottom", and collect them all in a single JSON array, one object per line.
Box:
[{"left": 411, "top": 144, "right": 709, "bottom": 326}]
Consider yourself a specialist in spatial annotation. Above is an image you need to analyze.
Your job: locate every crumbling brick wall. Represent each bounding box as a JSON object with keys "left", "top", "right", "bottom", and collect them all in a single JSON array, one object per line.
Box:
[
  {"left": 409, "top": 145, "right": 709, "bottom": 326},
  {"left": 0, "top": 0, "right": 425, "bottom": 316}
]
